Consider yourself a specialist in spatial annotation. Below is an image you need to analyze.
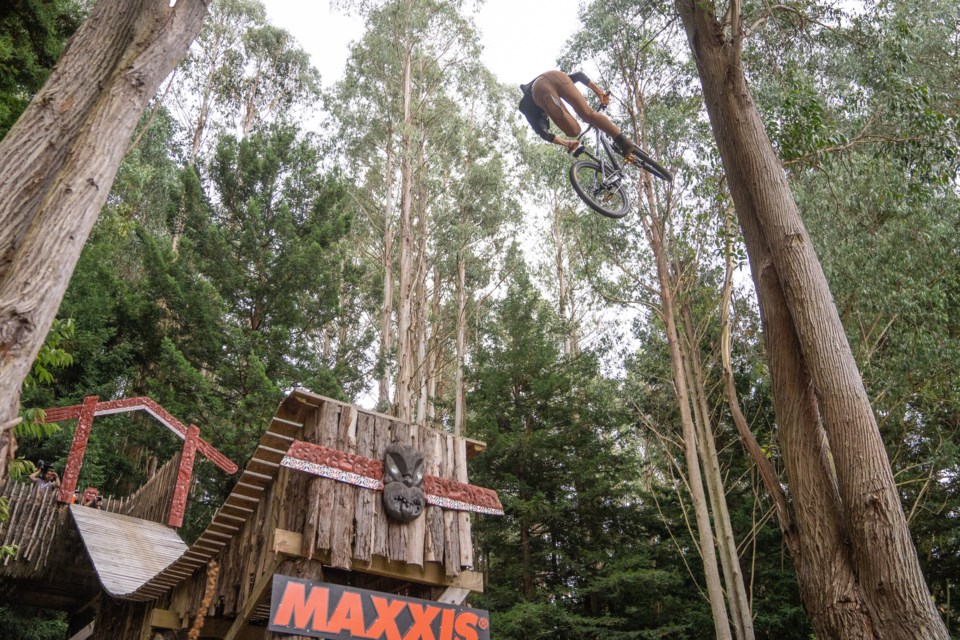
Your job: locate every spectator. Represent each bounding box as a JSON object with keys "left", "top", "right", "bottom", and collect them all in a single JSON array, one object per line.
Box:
[
  {"left": 29, "top": 463, "right": 60, "bottom": 492},
  {"left": 81, "top": 487, "right": 103, "bottom": 509}
]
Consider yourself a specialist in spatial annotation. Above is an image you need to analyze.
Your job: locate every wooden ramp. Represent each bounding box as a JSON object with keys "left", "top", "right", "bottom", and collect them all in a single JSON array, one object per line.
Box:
[{"left": 70, "top": 505, "right": 187, "bottom": 598}]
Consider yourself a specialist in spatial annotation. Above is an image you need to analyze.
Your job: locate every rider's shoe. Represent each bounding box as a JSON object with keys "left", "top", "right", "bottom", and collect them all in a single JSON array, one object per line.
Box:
[{"left": 612, "top": 133, "right": 634, "bottom": 157}]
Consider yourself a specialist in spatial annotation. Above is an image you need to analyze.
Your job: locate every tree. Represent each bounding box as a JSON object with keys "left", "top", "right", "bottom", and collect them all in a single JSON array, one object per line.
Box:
[
  {"left": 469, "top": 254, "right": 710, "bottom": 639},
  {"left": 181, "top": 123, "right": 354, "bottom": 453},
  {"left": 329, "top": 0, "right": 512, "bottom": 426},
  {"left": 672, "top": 0, "right": 948, "bottom": 636},
  {"left": 0, "top": 0, "right": 209, "bottom": 480}
]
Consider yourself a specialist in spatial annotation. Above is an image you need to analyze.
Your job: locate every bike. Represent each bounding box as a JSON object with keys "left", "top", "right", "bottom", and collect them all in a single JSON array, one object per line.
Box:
[{"left": 569, "top": 110, "right": 672, "bottom": 219}]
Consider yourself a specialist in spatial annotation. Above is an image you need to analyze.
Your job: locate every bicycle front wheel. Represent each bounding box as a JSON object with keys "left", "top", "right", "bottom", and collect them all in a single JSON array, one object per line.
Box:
[{"left": 569, "top": 161, "right": 630, "bottom": 219}]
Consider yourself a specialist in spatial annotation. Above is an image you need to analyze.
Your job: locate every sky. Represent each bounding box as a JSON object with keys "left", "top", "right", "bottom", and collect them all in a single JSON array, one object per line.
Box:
[{"left": 261, "top": 0, "right": 584, "bottom": 89}]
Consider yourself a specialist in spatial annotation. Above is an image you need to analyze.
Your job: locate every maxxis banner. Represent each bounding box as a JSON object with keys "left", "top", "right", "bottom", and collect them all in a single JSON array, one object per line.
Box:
[{"left": 268, "top": 575, "right": 490, "bottom": 640}]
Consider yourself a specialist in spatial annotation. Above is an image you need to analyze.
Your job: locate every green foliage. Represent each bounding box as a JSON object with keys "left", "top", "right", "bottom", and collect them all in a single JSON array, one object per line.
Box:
[
  {"left": 22, "top": 318, "right": 74, "bottom": 389},
  {"left": 0, "top": 606, "right": 67, "bottom": 640},
  {"left": 0, "top": 0, "right": 83, "bottom": 137},
  {"left": 468, "top": 258, "right": 715, "bottom": 638},
  {"left": 15, "top": 319, "right": 74, "bottom": 441}
]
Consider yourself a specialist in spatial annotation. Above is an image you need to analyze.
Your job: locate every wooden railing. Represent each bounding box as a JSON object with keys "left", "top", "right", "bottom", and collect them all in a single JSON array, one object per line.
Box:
[
  {"left": 0, "top": 481, "right": 62, "bottom": 575},
  {"left": 123, "top": 452, "right": 180, "bottom": 524}
]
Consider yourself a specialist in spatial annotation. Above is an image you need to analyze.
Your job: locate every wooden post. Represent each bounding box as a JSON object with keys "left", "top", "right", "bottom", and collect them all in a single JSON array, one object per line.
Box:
[
  {"left": 168, "top": 424, "right": 200, "bottom": 528},
  {"left": 58, "top": 395, "right": 98, "bottom": 503}
]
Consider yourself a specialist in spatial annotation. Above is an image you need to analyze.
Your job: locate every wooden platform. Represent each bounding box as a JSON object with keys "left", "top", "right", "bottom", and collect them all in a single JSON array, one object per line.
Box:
[{"left": 70, "top": 505, "right": 187, "bottom": 597}]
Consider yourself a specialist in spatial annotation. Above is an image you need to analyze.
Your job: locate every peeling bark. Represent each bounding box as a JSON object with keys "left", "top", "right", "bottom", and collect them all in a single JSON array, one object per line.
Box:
[{"left": 0, "top": 0, "right": 208, "bottom": 479}]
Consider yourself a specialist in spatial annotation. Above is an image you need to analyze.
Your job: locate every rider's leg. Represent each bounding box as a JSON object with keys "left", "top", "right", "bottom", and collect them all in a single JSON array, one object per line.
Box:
[
  {"left": 531, "top": 73, "right": 581, "bottom": 137},
  {"left": 548, "top": 73, "right": 640, "bottom": 156},
  {"left": 534, "top": 71, "right": 641, "bottom": 156}
]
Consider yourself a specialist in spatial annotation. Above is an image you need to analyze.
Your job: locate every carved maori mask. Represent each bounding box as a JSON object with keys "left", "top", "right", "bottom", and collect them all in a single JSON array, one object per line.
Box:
[{"left": 383, "top": 444, "right": 425, "bottom": 522}]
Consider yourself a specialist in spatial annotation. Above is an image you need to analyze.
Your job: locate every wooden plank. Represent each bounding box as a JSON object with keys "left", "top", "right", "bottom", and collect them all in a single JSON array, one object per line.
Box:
[
  {"left": 370, "top": 415, "right": 391, "bottom": 558},
  {"left": 149, "top": 608, "right": 185, "bottom": 630},
  {"left": 352, "top": 413, "right": 376, "bottom": 562},
  {"left": 314, "top": 402, "right": 341, "bottom": 552},
  {"left": 67, "top": 621, "right": 95, "bottom": 640},
  {"left": 273, "top": 529, "right": 483, "bottom": 592},
  {"left": 455, "top": 436, "right": 474, "bottom": 569},
  {"left": 185, "top": 618, "right": 264, "bottom": 640},
  {"left": 422, "top": 429, "right": 444, "bottom": 563},
  {"left": 464, "top": 437, "right": 486, "bottom": 458},
  {"left": 437, "top": 586, "right": 471, "bottom": 605},
  {"left": 330, "top": 405, "right": 358, "bottom": 569},
  {"left": 406, "top": 422, "right": 426, "bottom": 569},
  {"left": 442, "top": 433, "right": 460, "bottom": 577}
]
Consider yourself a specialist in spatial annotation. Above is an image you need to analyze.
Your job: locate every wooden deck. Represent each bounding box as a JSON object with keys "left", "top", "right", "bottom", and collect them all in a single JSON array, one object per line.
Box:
[{"left": 70, "top": 505, "right": 187, "bottom": 597}]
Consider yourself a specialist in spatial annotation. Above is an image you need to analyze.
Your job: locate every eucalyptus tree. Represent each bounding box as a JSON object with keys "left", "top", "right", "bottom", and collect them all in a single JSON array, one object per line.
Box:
[
  {"left": 327, "top": 3, "right": 407, "bottom": 408},
  {"left": 672, "top": 0, "right": 951, "bottom": 634},
  {"left": 557, "top": 3, "right": 763, "bottom": 637},
  {"left": 329, "top": 0, "right": 512, "bottom": 426},
  {"left": 422, "top": 80, "right": 514, "bottom": 433},
  {"left": 168, "top": 0, "right": 267, "bottom": 163}
]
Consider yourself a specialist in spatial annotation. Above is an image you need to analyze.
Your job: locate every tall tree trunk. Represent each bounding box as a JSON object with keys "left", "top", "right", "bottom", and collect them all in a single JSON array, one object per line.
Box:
[
  {"left": 680, "top": 303, "right": 755, "bottom": 640},
  {"left": 426, "top": 266, "right": 441, "bottom": 424},
  {"left": 675, "top": 1, "right": 946, "bottom": 637},
  {"left": 718, "top": 218, "right": 795, "bottom": 548},
  {"left": 550, "top": 198, "right": 577, "bottom": 356},
  {"left": 414, "top": 229, "right": 427, "bottom": 423},
  {"left": 414, "top": 134, "right": 429, "bottom": 424},
  {"left": 395, "top": 42, "right": 415, "bottom": 422},
  {"left": 645, "top": 211, "right": 733, "bottom": 640},
  {"left": 0, "top": 0, "right": 208, "bottom": 479},
  {"left": 454, "top": 252, "right": 467, "bottom": 436},
  {"left": 379, "top": 134, "right": 396, "bottom": 408}
]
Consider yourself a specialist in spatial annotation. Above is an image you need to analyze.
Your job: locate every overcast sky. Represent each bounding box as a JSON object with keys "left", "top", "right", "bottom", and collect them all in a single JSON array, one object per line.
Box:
[{"left": 261, "top": 0, "right": 584, "bottom": 89}]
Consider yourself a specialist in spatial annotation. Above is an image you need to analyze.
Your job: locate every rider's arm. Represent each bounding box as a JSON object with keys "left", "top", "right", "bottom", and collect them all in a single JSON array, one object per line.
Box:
[
  {"left": 568, "top": 72, "right": 611, "bottom": 107},
  {"left": 552, "top": 137, "right": 579, "bottom": 153},
  {"left": 587, "top": 81, "right": 611, "bottom": 107}
]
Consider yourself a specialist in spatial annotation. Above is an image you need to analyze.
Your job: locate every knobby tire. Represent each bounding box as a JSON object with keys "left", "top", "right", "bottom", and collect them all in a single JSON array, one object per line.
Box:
[
  {"left": 630, "top": 147, "right": 672, "bottom": 183},
  {"left": 569, "top": 160, "right": 631, "bottom": 219}
]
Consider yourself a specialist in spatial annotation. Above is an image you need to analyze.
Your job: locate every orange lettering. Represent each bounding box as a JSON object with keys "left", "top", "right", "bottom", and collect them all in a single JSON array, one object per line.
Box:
[
  {"left": 271, "top": 582, "right": 331, "bottom": 631},
  {"left": 438, "top": 608, "right": 456, "bottom": 640},
  {"left": 454, "top": 612, "right": 479, "bottom": 640},
  {"left": 366, "top": 596, "right": 406, "bottom": 640},
  {"left": 327, "top": 591, "right": 367, "bottom": 637},
  {"left": 402, "top": 603, "right": 440, "bottom": 640}
]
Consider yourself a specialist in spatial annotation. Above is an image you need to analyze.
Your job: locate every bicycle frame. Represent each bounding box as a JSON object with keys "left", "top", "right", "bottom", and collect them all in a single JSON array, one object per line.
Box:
[{"left": 574, "top": 124, "right": 627, "bottom": 191}]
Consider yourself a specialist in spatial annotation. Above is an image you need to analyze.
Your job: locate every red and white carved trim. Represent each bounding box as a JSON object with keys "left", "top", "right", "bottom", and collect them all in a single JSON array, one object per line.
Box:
[
  {"left": 280, "top": 457, "right": 384, "bottom": 491},
  {"left": 169, "top": 425, "right": 200, "bottom": 528},
  {"left": 283, "top": 440, "right": 504, "bottom": 516},
  {"left": 43, "top": 396, "right": 238, "bottom": 474}
]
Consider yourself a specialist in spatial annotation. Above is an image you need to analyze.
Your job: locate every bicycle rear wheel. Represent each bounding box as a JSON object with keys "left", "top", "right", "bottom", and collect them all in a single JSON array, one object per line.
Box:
[
  {"left": 569, "top": 161, "right": 630, "bottom": 219},
  {"left": 629, "top": 147, "right": 673, "bottom": 183}
]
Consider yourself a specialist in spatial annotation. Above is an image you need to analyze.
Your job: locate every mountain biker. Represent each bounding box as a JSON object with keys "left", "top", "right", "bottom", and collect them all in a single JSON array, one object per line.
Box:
[{"left": 518, "top": 70, "right": 639, "bottom": 156}]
